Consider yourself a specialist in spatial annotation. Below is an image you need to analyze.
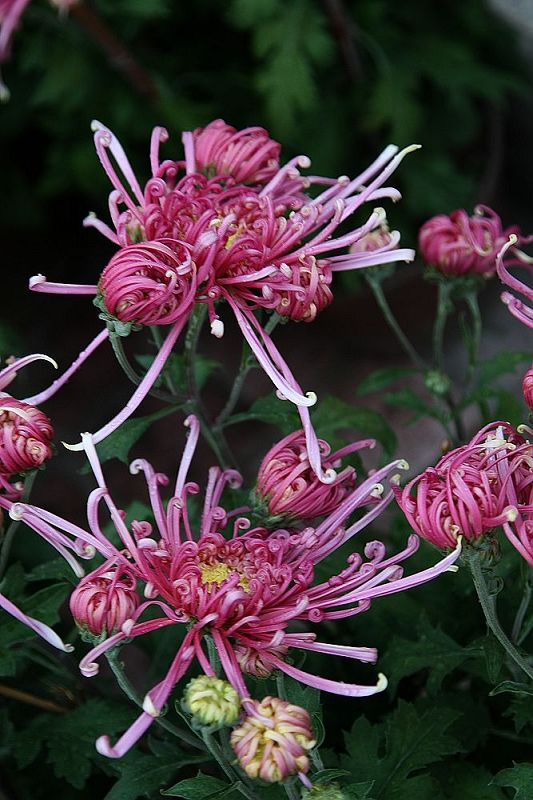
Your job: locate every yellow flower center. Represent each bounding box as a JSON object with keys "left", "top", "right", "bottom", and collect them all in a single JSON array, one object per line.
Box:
[{"left": 199, "top": 560, "right": 250, "bottom": 593}]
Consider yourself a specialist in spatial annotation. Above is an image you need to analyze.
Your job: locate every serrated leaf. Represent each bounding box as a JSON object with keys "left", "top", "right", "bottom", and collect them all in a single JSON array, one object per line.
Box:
[
  {"left": 490, "top": 681, "right": 533, "bottom": 697},
  {"left": 506, "top": 694, "right": 533, "bottom": 733},
  {"left": 379, "top": 616, "right": 471, "bottom": 695},
  {"left": 435, "top": 762, "right": 506, "bottom": 799},
  {"left": 311, "top": 396, "right": 397, "bottom": 457},
  {"left": 356, "top": 368, "right": 419, "bottom": 396},
  {"left": 26, "top": 558, "right": 77, "bottom": 583},
  {"left": 343, "top": 782, "right": 376, "bottom": 799},
  {"left": 282, "top": 675, "right": 321, "bottom": 715},
  {"left": 135, "top": 352, "right": 220, "bottom": 393},
  {"left": 0, "top": 707, "right": 14, "bottom": 758},
  {"left": 106, "top": 752, "right": 209, "bottom": 800},
  {"left": 162, "top": 771, "right": 238, "bottom": 799},
  {"left": 493, "top": 763, "right": 533, "bottom": 799},
  {"left": 83, "top": 405, "right": 180, "bottom": 469}
]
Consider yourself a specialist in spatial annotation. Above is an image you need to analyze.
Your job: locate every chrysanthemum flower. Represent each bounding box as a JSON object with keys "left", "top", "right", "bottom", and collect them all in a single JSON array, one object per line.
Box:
[
  {"left": 231, "top": 696, "right": 315, "bottom": 784},
  {"left": 30, "top": 120, "right": 417, "bottom": 480},
  {"left": 10, "top": 416, "right": 460, "bottom": 758},
  {"left": 394, "top": 421, "right": 533, "bottom": 563},
  {"left": 497, "top": 234, "right": 533, "bottom": 328},
  {"left": 70, "top": 564, "right": 140, "bottom": 637},
  {"left": 523, "top": 367, "right": 533, "bottom": 411},
  {"left": 418, "top": 206, "right": 523, "bottom": 277},
  {"left": 254, "top": 429, "right": 373, "bottom": 523}
]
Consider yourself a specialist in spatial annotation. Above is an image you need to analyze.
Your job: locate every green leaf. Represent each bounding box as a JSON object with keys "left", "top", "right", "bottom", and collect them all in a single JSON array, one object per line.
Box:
[
  {"left": 342, "top": 702, "right": 462, "bottom": 798},
  {"left": 106, "top": 752, "right": 209, "bottom": 800},
  {"left": 379, "top": 616, "right": 471, "bottom": 695},
  {"left": 162, "top": 771, "right": 240, "bottom": 799},
  {"left": 506, "top": 694, "right": 533, "bottom": 733},
  {"left": 225, "top": 393, "right": 299, "bottom": 434},
  {"left": 0, "top": 707, "right": 14, "bottom": 758},
  {"left": 343, "top": 782, "right": 376, "bottom": 799},
  {"left": 356, "top": 368, "right": 419, "bottom": 396},
  {"left": 26, "top": 558, "right": 77, "bottom": 583},
  {"left": 83, "top": 405, "right": 180, "bottom": 469},
  {"left": 435, "top": 762, "right": 506, "bottom": 799},
  {"left": 0, "top": 581, "right": 69, "bottom": 651},
  {"left": 493, "top": 763, "right": 533, "bottom": 799},
  {"left": 311, "top": 396, "right": 397, "bottom": 457},
  {"left": 384, "top": 389, "right": 447, "bottom": 425},
  {"left": 490, "top": 681, "right": 533, "bottom": 697},
  {"left": 477, "top": 351, "right": 531, "bottom": 385}
]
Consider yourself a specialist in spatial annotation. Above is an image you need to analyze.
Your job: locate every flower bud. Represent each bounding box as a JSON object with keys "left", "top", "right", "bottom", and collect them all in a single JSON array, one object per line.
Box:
[
  {"left": 70, "top": 568, "right": 140, "bottom": 637},
  {"left": 350, "top": 224, "right": 394, "bottom": 253},
  {"left": 98, "top": 240, "right": 195, "bottom": 327},
  {"left": 234, "top": 644, "right": 288, "bottom": 679},
  {"left": 255, "top": 430, "right": 359, "bottom": 523},
  {"left": 0, "top": 395, "right": 53, "bottom": 479},
  {"left": 523, "top": 366, "right": 533, "bottom": 411},
  {"left": 183, "top": 675, "right": 240, "bottom": 727},
  {"left": 231, "top": 696, "right": 316, "bottom": 783},
  {"left": 273, "top": 259, "right": 333, "bottom": 323},
  {"left": 193, "top": 119, "right": 281, "bottom": 184},
  {"left": 418, "top": 206, "right": 516, "bottom": 277}
]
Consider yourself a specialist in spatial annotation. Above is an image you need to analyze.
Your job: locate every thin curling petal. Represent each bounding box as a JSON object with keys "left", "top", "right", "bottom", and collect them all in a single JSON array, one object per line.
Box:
[{"left": 0, "top": 592, "right": 73, "bottom": 652}]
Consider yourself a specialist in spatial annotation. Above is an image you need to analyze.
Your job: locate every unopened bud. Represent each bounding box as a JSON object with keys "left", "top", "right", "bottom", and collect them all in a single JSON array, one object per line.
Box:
[{"left": 183, "top": 675, "right": 240, "bottom": 727}]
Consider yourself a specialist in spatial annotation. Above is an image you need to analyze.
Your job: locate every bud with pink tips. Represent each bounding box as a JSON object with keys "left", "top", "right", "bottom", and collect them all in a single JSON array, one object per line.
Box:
[
  {"left": 255, "top": 429, "right": 374, "bottom": 523},
  {"left": 418, "top": 205, "right": 521, "bottom": 277},
  {"left": 70, "top": 565, "right": 140, "bottom": 638},
  {"left": 231, "top": 696, "right": 316, "bottom": 784},
  {"left": 190, "top": 119, "right": 281, "bottom": 185}
]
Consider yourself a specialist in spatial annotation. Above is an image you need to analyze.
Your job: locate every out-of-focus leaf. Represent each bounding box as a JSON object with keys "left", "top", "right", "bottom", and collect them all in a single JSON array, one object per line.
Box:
[{"left": 356, "top": 367, "right": 419, "bottom": 396}]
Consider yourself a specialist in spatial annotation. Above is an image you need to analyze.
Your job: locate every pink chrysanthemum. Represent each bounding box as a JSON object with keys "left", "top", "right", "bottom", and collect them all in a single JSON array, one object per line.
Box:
[
  {"left": 10, "top": 416, "right": 460, "bottom": 758},
  {"left": 418, "top": 206, "right": 522, "bottom": 277},
  {"left": 70, "top": 565, "right": 140, "bottom": 637},
  {"left": 231, "top": 696, "right": 315, "bottom": 784},
  {"left": 394, "top": 421, "right": 533, "bottom": 564},
  {"left": 255, "top": 429, "right": 373, "bottom": 522},
  {"left": 191, "top": 118, "right": 281, "bottom": 184},
  {"left": 30, "top": 120, "right": 417, "bottom": 480},
  {"left": 523, "top": 367, "right": 533, "bottom": 411},
  {"left": 496, "top": 234, "right": 533, "bottom": 328}
]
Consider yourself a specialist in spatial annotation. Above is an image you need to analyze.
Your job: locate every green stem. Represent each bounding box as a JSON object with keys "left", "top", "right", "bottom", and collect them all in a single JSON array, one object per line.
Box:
[
  {"left": 366, "top": 275, "right": 426, "bottom": 369},
  {"left": 433, "top": 282, "right": 452, "bottom": 374},
  {"left": 105, "top": 651, "right": 204, "bottom": 750},
  {"left": 202, "top": 731, "right": 261, "bottom": 800},
  {"left": 0, "top": 471, "right": 37, "bottom": 580},
  {"left": 513, "top": 568, "right": 533, "bottom": 645},
  {"left": 464, "top": 291, "right": 482, "bottom": 395},
  {"left": 183, "top": 307, "right": 236, "bottom": 469},
  {"left": 464, "top": 549, "right": 533, "bottom": 683},
  {"left": 108, "top": 329, "right": 178, "bottom": 403},
  {"left": 283, "top": 782, "right": 300, "bottom": 800}
]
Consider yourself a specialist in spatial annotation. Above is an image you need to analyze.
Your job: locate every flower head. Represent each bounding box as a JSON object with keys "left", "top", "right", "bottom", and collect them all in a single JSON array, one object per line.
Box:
[
  {"left": 190, "top": 119, "right": 281, "bottom": 184},
  {"left": 0, "top": 396, "right": 53, "bottom": 481},
  {"left": 418, "top": 206, "right": 520, "bottom": 277},
  {"left": 11, "top": 416, "right": 461, "bottom": 758},
  {"left": 255, "top": 429, "right": 373, "bottom": 523},
  {"left": 31, "top": 121, "right": 417, "bottom": 482},
  {"left": 523, "top": 367, "right": 533, "bottom": 411},
  {"left": 394, "top": 421, "right": 533, "bottom": 564},
  {"left": 70, "top": 565, "right": 140, "bottom": 637},
  {"left": 231, "top": 696, "right": 316, "bottom": 784},
  {"left": 183, "top": 675, "right": 240, "bottom": 726}
]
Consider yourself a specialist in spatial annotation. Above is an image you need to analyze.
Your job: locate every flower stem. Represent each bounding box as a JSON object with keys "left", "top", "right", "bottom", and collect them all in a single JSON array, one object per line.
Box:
[
  {"left": 105, "top": 650, "right": 204, "bottom": 750},
  {"left": 0, "top": 472, "right": 37, "bottom": 580},
  {"left": 513, "top": 567, "right": 533, "bottom": 645},
  {"left": 464, "top": 548, "right": 533, "bottom": 683},
  {"left": 215, "top": 312, "right": 281, "bottom": 428},
  {"left": 108, "top": 329, "right": 178, "bottom": 403},
  {"left": 202, "top": 730, "right": 261, "bottom": 800},
  {"left": 366, "top": 274, "right": 426, "bottom": 369},
  {"left": 433, "top": 282, "right": 452, "bottom": 374},
  {"left": 183, "top": 307, "right": 236, "bottom": 469}
]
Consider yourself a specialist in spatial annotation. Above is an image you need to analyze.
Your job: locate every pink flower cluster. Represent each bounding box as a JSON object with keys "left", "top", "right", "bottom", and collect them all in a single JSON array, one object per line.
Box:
[
  {"left": 9, "top": 417, "right": 460, "bottom": 758},
  {"left": 418, "top": 206, "right": 523, "bottom": 277},
  {"left": 30, "top": 118, "right": 416, "bottom": 480},
  {"left": 394, "top": 421, "right": 533, "bottom": 564}
]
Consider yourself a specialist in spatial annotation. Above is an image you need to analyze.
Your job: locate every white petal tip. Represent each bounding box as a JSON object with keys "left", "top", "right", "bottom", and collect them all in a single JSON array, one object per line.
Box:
[
  {"left": 142, "top": 695, "right": 160, "bottom": 717},
  {"left": 398, "top": 460, "right": 410, "bottom": 471},
  {"left": 62, "top": 440, "right": 85, "bottom": 452},
  {"left": 446, "top": 565, "right": 459, "bottom": 573},
  {"left": 29, "top": 274, "right": 47, "bottom": 288},
  {"left": 95, "top": 735, "right": 112, "bottom": 756},
  {"left": 305, "top": 391, "right": 318, "bottom": 406},
  {"left": 211, "top": 319, "right": 224, "bottom": 338},
  {"left": 376, "top": 673, "right": 388, "bottom": 691}
]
